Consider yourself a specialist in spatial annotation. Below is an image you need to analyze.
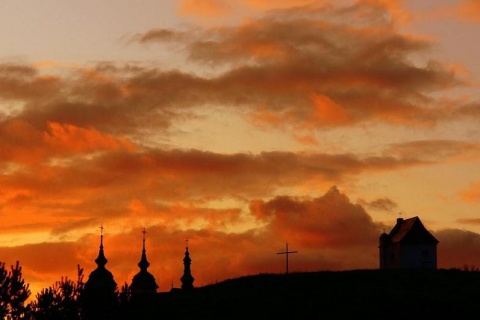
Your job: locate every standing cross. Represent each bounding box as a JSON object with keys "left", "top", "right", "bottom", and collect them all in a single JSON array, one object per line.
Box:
[{"left": 277, "top": 243, "right": 298, "bottom": 274}]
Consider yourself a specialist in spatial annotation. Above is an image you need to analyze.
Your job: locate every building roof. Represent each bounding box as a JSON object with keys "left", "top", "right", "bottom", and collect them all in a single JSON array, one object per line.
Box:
[
  {"left": 130, "top": 228, "right": 158, "bottom": 295},
  {"left": 180, "top": 245, "right": 194, "bottom": 290},
  {"left": 84, "top": 233, "right": 117, "bottom": 296},
  {"left": 388, "top": 216, "right": 439, "bottom": 244}
]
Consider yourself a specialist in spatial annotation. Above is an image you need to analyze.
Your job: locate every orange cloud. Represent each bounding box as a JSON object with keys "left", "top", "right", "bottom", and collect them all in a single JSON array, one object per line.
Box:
[
  {"left": 176, "top": 0, "right": 318, "bottom": 22},
  {"left": 3, "top": 2, "right": 468, "bottom": 147},
  {"left": 292, "top": 133, "right": 319, "bottom": 146},
  {"left": 133, "top": 2, "right": 462, "bottom": 137},
  {"left": 0, "top": 141, "right": 455, "bottom": 239},
  {"left": 357, "top": 197, "right": 398, "bottom": 211},
  {"left": 178, "top": 0, "right": 232, "bottom": 18},
  {"left": 241, "top": 0, "right": 317, "bottom": 10},
  {"left": 458, "top": 0, "right": 480, "bottom": 22},
  {"left": 134, "top": 29, "right": 188, "bottom": 44},
  {"left": 0, "top": 120, "right": 136, "bottom": 164},
  {"left": 386, "top": 140, "right": 480, "bottom": 163},
  {"left": 416, "top": 0, "right": 480, "bottom": 24},
  {"left": 359, "top": 0, "right": 411, "bottom": 26},
  {"left": 435, "top": 229, "right": 480, "bottom": 269},
  {"left": 0, "top": 1, "right": 472, "bottom": 153},
  {"left": 0, "top": 120, "right": 46, "bottom": 164},
  {"left": 0, "top": 63, "right": 60, "bottom": 101},
  {"left": 456, "top": 218, "right": 480, "bottom": 226},
  {"left": 3, "top": 133, "right": 474, "bottom": 254},
  {"left": 0, "top": 242, "right": 82, "bottom": 296},
  {"left": 250, "top": 186, "right": 382, "bottom": 248},
  {"left": 176, "top": 0, "right": 411, "bottom": 28},
  {"left": 310, "top": 94, "right": 352, "bottom": 127},
  {"left": 459, "top": 181, "right": 480, "bottom": 203},
  {"left": 0, "top": 64, "right": 196, "bottom": 137},
  {"left": 43, "top": 122, "right": 136, "bottom": 154}
]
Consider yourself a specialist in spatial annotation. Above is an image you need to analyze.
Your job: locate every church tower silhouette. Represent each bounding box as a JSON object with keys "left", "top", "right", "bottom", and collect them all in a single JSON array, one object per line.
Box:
[
  {"left": 130, "top": 228, "right": 159, "bottom": 296},
  {"left": 180, "top": 240, "right": 195, "bottom": 290},
  {"left": 82, "top": 226, "right": 118, "bottom": 319}
]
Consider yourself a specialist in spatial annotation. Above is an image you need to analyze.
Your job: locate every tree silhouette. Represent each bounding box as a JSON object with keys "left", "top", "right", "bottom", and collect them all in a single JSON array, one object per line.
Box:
[
  {"left": 0, "top": 261, "right": 31, "bottom": 319},
  {"left": 118, "top": 282, "right": 131, "bottom": 307},
  {"left": 30, "top": 265, "right": 84, "bottom": 320},
  {"left": 117, "top": 282, "right": 132, "bottom": 319}
]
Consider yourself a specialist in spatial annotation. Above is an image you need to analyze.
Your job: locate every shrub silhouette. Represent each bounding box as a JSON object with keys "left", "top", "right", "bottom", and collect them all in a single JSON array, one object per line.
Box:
[
  {"left": 0, "top": 261, "right": 31, "bottom": 320},
  {"left": 30, "top": 265, "right": 84, "bottom": 320}
]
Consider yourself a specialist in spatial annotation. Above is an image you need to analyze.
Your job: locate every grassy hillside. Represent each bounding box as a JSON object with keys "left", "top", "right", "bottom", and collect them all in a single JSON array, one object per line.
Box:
[{"left": 152, "top": 269, "right": 480, "bottom": 319}]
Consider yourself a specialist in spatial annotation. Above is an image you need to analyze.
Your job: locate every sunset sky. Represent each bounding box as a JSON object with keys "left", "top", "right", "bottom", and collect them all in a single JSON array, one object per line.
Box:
[{"left": 1, "top": 0, "right": 480, "bottom": 297}]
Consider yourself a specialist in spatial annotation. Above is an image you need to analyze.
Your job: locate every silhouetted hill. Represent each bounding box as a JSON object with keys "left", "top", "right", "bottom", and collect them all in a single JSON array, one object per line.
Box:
[{"left": 153, "top": 269, "right": 480, "bottom": 320}]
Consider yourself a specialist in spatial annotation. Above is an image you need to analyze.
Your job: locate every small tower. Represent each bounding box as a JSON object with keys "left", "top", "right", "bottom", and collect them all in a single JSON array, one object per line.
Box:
[
  {"left": 130, "top": 228, "right": 159, "bottom": 297},
  {"left": 180, "top": 239, "right": 195, "bottom": 290},
  {"left": 83, "top": 225, "right": 118, "bottom": 319}
]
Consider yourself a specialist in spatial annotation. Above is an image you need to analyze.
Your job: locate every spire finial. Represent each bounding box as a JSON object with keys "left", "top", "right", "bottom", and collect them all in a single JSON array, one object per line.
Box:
[
  {"left": 95, "top": 224, "right": 108, "bottom": 267},
  {"left": 99, "top": 223, "right": 104, "bottom": 247},
  {"left": 142, "top": 227, "right": 147, "bottom": 252},
  {"left": 138, "top": 227, "right": 150, "bottom": 270}
]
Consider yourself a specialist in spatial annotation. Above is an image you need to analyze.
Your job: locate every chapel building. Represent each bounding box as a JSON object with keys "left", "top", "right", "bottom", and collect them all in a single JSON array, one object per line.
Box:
[{"left": 379, "top": 216, "right": 439, "bottom": 269}]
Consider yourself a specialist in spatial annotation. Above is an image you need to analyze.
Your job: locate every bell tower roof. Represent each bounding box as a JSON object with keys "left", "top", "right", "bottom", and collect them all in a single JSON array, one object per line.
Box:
[
  {"left": 130, "top": 227, "right": 159, "bottom": 295},
  {"left": 180, "top": 238, "right": 195, "bottom": 290},
  {"left": 84, "top": 224, "right": 117, "bottom": 314},
  {"left": 94, "top": 224, "right": 108, "bottom": 268},
  {"left": 138, "top": 228, "right": 150, "bottom": 270}
]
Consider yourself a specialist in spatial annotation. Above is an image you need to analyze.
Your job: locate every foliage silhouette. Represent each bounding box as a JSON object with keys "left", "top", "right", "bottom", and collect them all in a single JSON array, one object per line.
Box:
[
  {"left": 457, "top": 264, "right": 479, "bottom": 272},
  {"left": 0, "top": 261, "right": 31, "bottom": 320},
  {"left": 118, "top": 282, "right": 131, "bottom": 307},
  {"left": 29, "top": 265, "right": 84, "bottom": 320}
]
